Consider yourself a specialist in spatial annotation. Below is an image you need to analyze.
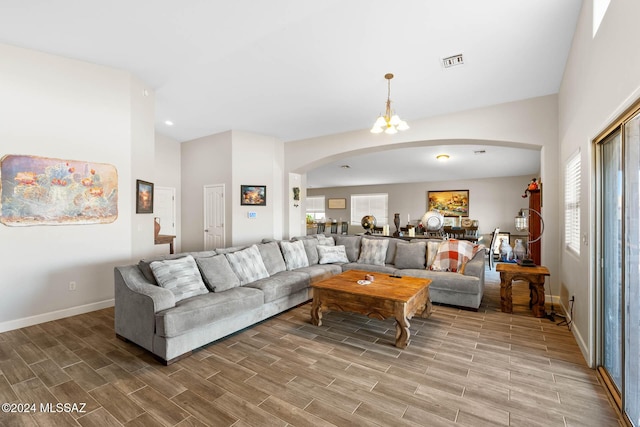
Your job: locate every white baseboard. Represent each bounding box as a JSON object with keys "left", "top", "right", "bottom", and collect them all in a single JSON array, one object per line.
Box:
[{"left": 0, "top": 299, "right": 115, "bottom": 333}]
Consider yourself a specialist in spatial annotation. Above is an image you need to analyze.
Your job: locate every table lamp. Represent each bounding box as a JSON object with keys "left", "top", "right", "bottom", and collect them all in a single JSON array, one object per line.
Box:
[{"left": 514, "top": 207, "right": 544, "bottom": 267}]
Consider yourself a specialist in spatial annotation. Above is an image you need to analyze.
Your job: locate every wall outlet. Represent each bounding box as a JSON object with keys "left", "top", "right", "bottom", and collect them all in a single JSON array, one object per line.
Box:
[{"left": 69, "top": 281, "right": 77, "bottom": 291}]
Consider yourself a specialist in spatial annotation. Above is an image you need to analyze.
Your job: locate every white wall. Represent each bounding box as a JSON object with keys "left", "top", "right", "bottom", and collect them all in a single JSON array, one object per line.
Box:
[
  {"left": 0, "top": 43, "right": 155, "bottom": 331},
  {"left": 154, "top": 132, "right": 182, "bottom": 253},
  {"left": 231, "top": 131, "right": 284, "bottom": 246},
  {"left": 180, "top": 130, "right": 285, "bottom": 249},
  {"left": 558, "top": 0, "right": 640, "bottom": 365},
  {"left": 308, "top": 175, "right": 535, "bottom": 239},
  {"left": 180, "top": 131, "right": 233, "bottom": 252},
  {"left": 287, "top": 95, "right": 559, "bottom": 281}
]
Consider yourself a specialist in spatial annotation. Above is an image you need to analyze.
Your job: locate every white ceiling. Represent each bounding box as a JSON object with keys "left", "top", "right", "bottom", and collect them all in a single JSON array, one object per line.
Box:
[
  {"left": 0, "top": 0, "right": 581, "bottom": 186},
  {"left": 307, "top": 143, "right": 541, "bottom": 188}
]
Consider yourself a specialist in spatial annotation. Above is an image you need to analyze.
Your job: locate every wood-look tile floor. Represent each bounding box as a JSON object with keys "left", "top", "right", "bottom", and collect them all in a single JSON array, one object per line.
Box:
[{"left": 0, "top": 268, "right": 621, "bottom": 426}]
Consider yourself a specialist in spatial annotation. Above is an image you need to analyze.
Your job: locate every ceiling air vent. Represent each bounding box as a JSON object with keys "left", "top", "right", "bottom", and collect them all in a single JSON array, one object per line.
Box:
[{"left": 442, "top": 54, "right": 464, "bottom": 68}]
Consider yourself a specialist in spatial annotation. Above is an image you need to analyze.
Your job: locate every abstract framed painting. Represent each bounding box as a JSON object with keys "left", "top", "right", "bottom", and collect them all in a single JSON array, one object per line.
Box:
[{"left": 0, "top": 154, "right": 118, "bottom": 226}]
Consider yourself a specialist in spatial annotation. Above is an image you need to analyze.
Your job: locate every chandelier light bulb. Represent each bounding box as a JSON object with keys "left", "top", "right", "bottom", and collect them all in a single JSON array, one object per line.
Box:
[{"left": 370, "top": 73, "right": 409, "bottom": 134}]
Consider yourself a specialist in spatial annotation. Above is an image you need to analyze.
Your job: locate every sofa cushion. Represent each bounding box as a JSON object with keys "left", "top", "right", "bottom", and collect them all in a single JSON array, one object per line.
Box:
[
  {"left": 394, "top": 241, "right": 427, "bottom": 269},
  {"left": 317, "top": 245, "right": 349, "bottom": 264},
  {"left": 298, "top": 237, "right": 321, "bottom": 265},
  {"left": 295, "top": 264, "right": 343, "bottom": 283},
  {"left": 155, "top": 287, "right": 264, "bottom": 338},
  {"left": 256, "top": 241, "right": 286, "bottom": 275},
  {"left": 397, "top": 269, "right": 481, "bottom": 294},
  {"left": 316, "top": 235, "right": 335, "bottom": 246},
  {"left": 150, "top": 255, "right": 209, "bottom": 302},
  {"left": 244, "top": 271, "right": 310, "bottom": 303},
  {"left": 279, "top": 240, "right": 309, "bottom": 270},
  {"left": 225, "top": 245, "right": 270, "bottom": 285},
  {"left": 357, "top": 237, "right": 389, "bottom": 266},
  {"left": 430, "top": 239, "right": 481, "bottom": 273},
  {"left": 195, "top": 254, "right": 240, "bottom": 292},
  {"left": 139, "top": 251, "right": 216, "bottom": 284},
  {"left": 341, "top": 263, "right": 396, "bottom": 275},
  {"left": 335, "top": 235, "right": 362, "bottom": 262}
]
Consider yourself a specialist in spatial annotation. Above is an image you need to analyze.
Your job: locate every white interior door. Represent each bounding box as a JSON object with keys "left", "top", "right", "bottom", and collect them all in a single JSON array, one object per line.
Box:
[
  {"left": 204, "top": 184, "right": 225, "bottom": 250},
  {"left": 154, "top": 187, "right": 176, "bottom": 235}
]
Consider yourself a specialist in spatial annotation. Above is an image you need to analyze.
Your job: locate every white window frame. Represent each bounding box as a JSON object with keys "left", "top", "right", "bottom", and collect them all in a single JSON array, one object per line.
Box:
[
  {"left": 350, "top": 193, "right": 388, "bottom": 226},
  {"left": 565, "top": 150, "right": 581, "bottom": 255},
  {"left": 306, "top": 195, "right": 325, "bottom": 221}
]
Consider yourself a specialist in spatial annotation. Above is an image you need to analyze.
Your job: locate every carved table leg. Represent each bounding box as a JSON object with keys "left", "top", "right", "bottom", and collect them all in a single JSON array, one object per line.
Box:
[
  {"left": 420, "top": 297, "right": 433, "bottom": 318},
  {"left": 310, "top": 296, "right": 322, "bottom": 326},
  {"left": 500, "top": 273, "right": 513, "bottom": 313},
  {"left": 530, "top": 282, "right": 546, "bottom": 318},
  {"left": 395, "top": 303, "right": 410, "bottom": 349}
]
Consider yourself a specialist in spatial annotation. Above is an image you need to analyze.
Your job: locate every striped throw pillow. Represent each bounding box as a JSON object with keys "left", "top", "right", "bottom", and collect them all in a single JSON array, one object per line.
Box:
[
  {"left": 279, "top": 240, "right": 310, "bottom": 270},
  {"left": 225, "top": 245, "right": 270, "bottom": 286},
  {"left": 150, "top": 255, "right": 209, "bottom": 302}
]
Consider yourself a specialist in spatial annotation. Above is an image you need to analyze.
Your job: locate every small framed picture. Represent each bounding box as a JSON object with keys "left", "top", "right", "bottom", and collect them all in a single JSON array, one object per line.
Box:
[
  {"left": 241, "top": 185, "right": 266, "bottom": 206},
  {"left": 136, "top": 179, "right": 154, "bottom": 214},
  {"left": 328, "top": 198, "right": 346, "bottom": 209}
]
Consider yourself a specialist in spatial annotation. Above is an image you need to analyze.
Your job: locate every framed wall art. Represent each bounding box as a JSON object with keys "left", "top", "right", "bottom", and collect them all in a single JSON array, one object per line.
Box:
[
  {"left": 327, "top": 198, "right": 346, "bottom": 209},
  {"left": 0, "top": 154, "right": 118, "bottom": 226},
  {"left": 241, "top": 185, "right": 266, "bottom": 206},
  {"left": 427, "top": 190, "right": 469, "bottom": 217},
  {"left": 136, "top": 179, "right": 154, "bottom": 213}
]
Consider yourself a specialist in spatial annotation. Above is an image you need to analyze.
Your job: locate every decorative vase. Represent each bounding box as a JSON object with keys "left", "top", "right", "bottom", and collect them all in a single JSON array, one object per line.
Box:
[
  {"left": 154, "top": 217, "right": 161, "bottom": 239},
  {"left": 514, "top": 239, "right": 527, "bottom": 261},
  {"left": 499, "top": 238, "right": 513, "bottom": 261},
  {"left": 393, "top": 213, "right": 400, "bottom": 237}
]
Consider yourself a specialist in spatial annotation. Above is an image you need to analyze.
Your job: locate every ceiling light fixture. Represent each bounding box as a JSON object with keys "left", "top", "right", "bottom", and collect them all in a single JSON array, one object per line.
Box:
[
  {"left": 436, "top": 154, "right": 450, "bottom": 161},
  {"left": 164, "top": 120, "right": 174, "bottom": 126},
  {"left": 370, "top": 73, "right": 409, "bottom": 135}
]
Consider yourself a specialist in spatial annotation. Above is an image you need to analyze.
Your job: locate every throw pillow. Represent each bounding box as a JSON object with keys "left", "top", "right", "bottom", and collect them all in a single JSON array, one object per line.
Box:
[
  {"left": 256, "top": 241, "right": 286, "bottom": 275},
  {"left": 279, "top": 240, "right": 310, "bottom": 270},
  {"left": 394, "top": 242, "right": 427, "bottom": 269},
  {"left": 425, "top": 240, "right": 441, "bottom": 268},
  {"left": 150, "top": 255, "right": 209, "bottom": 302},
  {"left": 225, "top": 245, "right": 270, "bottom": 286},
  {"left": 357, "top": 237, "right": 389, "bottom": 266},
  {"left": 316, "top": 235, "right": 335, "bottom": 246},
  {"left": 430, "top": 239, "right": 481, "bottom": 273},
  {"left": 195, "top": 254, "right": 241, "bottom": 292},
  {"left": 317, "top": 245, "right": 349, "bottom": 264},
  {"left": 335, "top": 235, "right": 362, "bottom": 262}
]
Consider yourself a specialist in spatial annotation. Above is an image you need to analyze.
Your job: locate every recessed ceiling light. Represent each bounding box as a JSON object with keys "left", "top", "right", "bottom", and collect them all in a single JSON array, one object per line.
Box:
[
  {"left": 340, "top": 165, "right": 351, "bottom": 169},
  {"left": 474, "top": 150, "right": 486, "bottom": 155},
  {"left": 436, "top": 154, "right": 450, "bottom": 161},
  {"left": 164, "top": 120, "right": 174, "bottom": 126}
]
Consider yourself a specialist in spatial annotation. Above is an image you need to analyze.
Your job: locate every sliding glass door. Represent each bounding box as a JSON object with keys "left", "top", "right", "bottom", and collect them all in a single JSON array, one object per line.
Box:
[
  {"left": 623, "top": 113, "right": 639, "bottom": 425},
  {"left": 600, "top": 130, "right": 622, "bottom": 393},
  {"left": 597, "top": 106, "right": 640, "bottom": 426}
]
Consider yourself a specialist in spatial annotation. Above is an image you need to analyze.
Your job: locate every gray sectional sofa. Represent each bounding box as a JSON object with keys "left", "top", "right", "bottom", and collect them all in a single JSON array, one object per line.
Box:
[{"left": 114, "top": 234, "right": 485, "bottom": 364}]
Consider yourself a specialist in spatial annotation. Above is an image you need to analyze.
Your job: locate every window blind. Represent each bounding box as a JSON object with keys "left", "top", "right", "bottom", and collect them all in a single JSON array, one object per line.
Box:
[
  {"left": 306, "top": 196, "right": 325, "bottom": 213},
  {"left": 350, "top": 194, "right": 388, "bottom": 225},
  {"left": 565, "top": 150, "right": 581, "bottom": 254}
]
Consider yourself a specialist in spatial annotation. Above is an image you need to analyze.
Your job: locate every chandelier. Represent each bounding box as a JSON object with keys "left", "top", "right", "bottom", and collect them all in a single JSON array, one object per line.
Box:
[{"left": 370, "top": 73, "right": 409, "bottom": 134}]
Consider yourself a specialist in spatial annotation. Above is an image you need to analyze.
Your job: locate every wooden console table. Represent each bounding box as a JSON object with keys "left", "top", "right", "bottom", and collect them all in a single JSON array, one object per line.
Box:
[
  {"left": 155, "top": 234, "right": 176, "bottom": 254},
  {"left": 496, "top": 263, "right": 550, "bottom": 318}
]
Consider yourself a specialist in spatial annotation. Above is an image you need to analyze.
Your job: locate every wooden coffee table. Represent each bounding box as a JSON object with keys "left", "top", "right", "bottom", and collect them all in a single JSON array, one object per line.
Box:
[{"left": 310, "top": 270, "right": 432, "bottom": 348}]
